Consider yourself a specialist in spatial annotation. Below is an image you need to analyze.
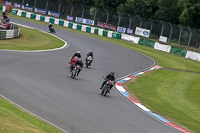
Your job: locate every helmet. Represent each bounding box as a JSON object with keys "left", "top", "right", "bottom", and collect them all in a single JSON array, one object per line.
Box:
[
  {"left": 110, "top": 71, "right": 115, "bottom": 76},
  {"left": 49, "top": 23, "right": 51, "bottom": 25},
  {"left": 77, "top": 51, "right": 81, "bottom": 54}
]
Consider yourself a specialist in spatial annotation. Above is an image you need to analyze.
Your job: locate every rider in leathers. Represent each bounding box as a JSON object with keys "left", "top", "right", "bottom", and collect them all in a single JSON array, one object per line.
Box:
[
  {"left": 70, "top": 59, "right": 83, "bottom": 76},
  {"left": 85, "top": 51, "right": 93, "bottom": 65},
  {"left": 100, "top": 72, "right": 115, "bottom": 92}
]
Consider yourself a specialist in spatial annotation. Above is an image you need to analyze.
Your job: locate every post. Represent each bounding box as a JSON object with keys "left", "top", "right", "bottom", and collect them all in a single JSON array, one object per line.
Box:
[
  {"left": 187, "top": 27, "right": 192, "bottom": 49},
  {"left": 128, "top": 14, "right": 132, "bottom": 28},
  {"left": 117, "top": 11, "right": 120, "bottom": 27},
  {"left": 81, "top": 4, "right": 84, "bottom": 18},
  {"left": 105, "top": 9, "right": 109, "bottom": 24},
  {"left": 45, "top": 0, "right": 48, "bottom": 11},
  {"left": 93, "top": 11, "right": 96, "bottom": 22},
  {"left": 178, "top": 25, "right": 182, "bottom": 46},
  {"left": 58, "top": 3, "right": 61, "bottom": 13},
  {"left": 34, "top": 0, "right": 37, "bottom": 8},
  {"left": 22, "top": 0, "right": 24, "bottom": 5},
  {"left": 168, "top": 23, "right": 173, "bottom": 42},
  {"left": 149, "top": 18, "right": 153, "bottom": 31},
  {"left": 69, "top": 2, "right": 73, "bottom": 16},
  {"left": 138, "top": 15, "right": 142, "bottom": 27},
  {"left": 160, "top": 21, "right": 164, "bottom": 36}
]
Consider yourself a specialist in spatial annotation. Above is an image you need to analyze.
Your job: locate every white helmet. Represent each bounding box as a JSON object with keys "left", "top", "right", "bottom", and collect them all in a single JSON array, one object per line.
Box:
[
  {"left": 49, "top": 23, "right": 51, "bottom": 25},
  {"left": 77, "top": 51, "right": 81, "bottom": 54}
]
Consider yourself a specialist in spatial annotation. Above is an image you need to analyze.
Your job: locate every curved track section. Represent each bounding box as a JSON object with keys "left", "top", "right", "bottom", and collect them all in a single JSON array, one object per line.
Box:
[{"left": 0, "top": 18, "right": 180, "bottom": 133}]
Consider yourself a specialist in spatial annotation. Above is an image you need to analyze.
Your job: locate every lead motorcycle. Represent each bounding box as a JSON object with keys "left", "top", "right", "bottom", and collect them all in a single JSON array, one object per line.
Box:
[
  {"left": 71, "top": 65, "right": 81, "bottom": 79},
  {"left": 85, "top": 56, "right": 93, "bottom": 68},
  {"left": 101, "top": 77, "right": 114, "bottom": 96}
]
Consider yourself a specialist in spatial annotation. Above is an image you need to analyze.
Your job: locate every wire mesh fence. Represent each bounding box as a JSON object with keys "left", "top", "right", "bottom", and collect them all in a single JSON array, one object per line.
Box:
[{"left": 5, "top": 0, "right": 200, "bottom": 52}]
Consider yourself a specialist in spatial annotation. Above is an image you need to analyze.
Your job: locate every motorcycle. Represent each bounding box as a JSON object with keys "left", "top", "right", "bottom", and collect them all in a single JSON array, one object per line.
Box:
[
  {"left": 101, "top": 77, "right": 114, "bottom": 96},
  {"left": 85, "top": 56, "right": 93, "bottom": 68},
  {"left": 49, "top": 26, "right": 55, "bottom": 33},
  {"left": 71, "top": 65, "right": 81, "bottom": 79}
]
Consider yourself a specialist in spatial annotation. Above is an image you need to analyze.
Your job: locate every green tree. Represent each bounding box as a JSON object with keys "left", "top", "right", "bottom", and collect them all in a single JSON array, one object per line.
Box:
[
  {"left": 179, "top": 0, "right": 200, "bottom": 28},
  {"left": 117, "top": 0, "right": 158, "bottom": 18},
  {"left": 94, "top": 0, "right": 125, "bottom": 9},
  {"left": 154, "top": 0, "right": 182, "bottom": 24}
]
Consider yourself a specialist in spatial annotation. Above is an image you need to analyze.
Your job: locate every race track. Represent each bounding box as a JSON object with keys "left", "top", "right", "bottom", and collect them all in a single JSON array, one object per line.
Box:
[{"left": 0, "top": 18, "right": 180, "bottom": 133}]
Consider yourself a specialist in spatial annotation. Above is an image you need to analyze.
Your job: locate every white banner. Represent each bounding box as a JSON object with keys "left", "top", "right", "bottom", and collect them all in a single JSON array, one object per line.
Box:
[
  {"left": 35, "top": 14, "right": 41, "bottom": 20},
  {"left": 121, "top": 34, "right": 140, "bottom": 44},
  {"left": 185, "top": 51, "right": 200, "bottom": 62},
  {"left": 81, "top": 25, "right": 87, "bottom": 32},
  {"left": 72, "top": 23, "right": 77, "bottom": 29},
  {"left": 159, "top": 36, "right": 167, "bottom": 43},
  {"left": 91, "top": 27, "right": 95, "bottom": 34},
  {"left": 135, "top": 27, "right": 150, "bottom": 37},
  {"left": 63, "top": 21, "right": 69, "bottom": 27},
  {"left": 108, "top": 31, "right": 113, "bottom": 38},
  {"left": 98, "top": 29, "right": 103, "bottom": 36},
  {"left": 44, "top": 17, "right": 50, "bottom": 23},
  {"left": 54, "top": 19, "right": 59, "bottom": 25},
  {"left": 26, "top": 12, "right": 31, "bottom": 18},
  {"left": 154, "top": 42, "right": 171, "bottom": 53}
]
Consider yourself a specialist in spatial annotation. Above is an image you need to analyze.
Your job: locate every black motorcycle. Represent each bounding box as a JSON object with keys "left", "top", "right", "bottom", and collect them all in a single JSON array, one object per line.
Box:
[
  {"left": 101, "top": 77, "right": 114, "bottom": 96},
  {"left": 71, "top": 65, "right": 81, "bottom": 79},
  {"left": 49, "top": 26, "right": 55, "bottom": 34},
  {"left": 85, "top": 56, "right": 93, "bottom": 68}
]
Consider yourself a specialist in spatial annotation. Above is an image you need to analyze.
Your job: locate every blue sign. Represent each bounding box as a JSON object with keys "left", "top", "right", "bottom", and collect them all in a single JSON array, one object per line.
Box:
[
  {"left": 5, "top": 1, "right": 11, "bottom": 6},
  {"left": 34, "top": 8, "right": 47, "bottom": 15},
  {"left": 47, "top": 11, "right": 60, "bottom": 18},
  {"left": 67, "top": 16, "right": 74, "bottom": 21},
  {"left": 22, "top": 5, "right": 34, "bottom": 12},
  {"left": 75, "top": 17, "right": 84, "bottom": 23},
  {"left": 117, "top": 26, "right": 126, "bottom": 33},
  {"left": 85, "top": 19, "right": 94, "bottom": 25},
  {"left": 14, "top": 3, "right": 22, "bottom": 9},
  {"left": 127, "top": 28, "right": 133, "bottom": 34}
]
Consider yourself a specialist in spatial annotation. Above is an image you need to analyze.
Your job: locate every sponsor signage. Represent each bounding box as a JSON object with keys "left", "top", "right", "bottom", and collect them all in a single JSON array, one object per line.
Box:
[
  {"left": 34, "top": 8, "right": 47, "bottom": 15},
  {"left": 159, "top": 36, "right": 167, "bottom": 43},
  {"left": 21, "top": 5, "right": 34, "bottom": 12},
  {"left": 75, "top": 17, "right": 94, "bottom": 25},
  {"left": 135, "top": 27, "right": 150, "bottom": 37},
  {"left": 5, "top": 1, "right": 11, "bottom": 6},
  {"left": 67, "top": 16, "right": 74, "bottom": 21},
  {"left": 104, "top": 24, "right": 110, "bottom": 29},
  {"left": 47, "top": 10, "right": 60, "bottom": 18},
  {"left": 75, "top": 17, "right": 84, "bottom": 23},
  {"left": 127, "top": 28, "right": 133, "bottom": 34},
  {"left": 14, "top": 3, "right": 22, "bottom": 9},
  {"left": 110, "top": 26, "right": 116, "bottom": 31},
  {"left": 97, "top": 23, "right": 104, "bottom": 28},
  {"left": 117, "top": 26, "right": 126, "bottom": 33}
]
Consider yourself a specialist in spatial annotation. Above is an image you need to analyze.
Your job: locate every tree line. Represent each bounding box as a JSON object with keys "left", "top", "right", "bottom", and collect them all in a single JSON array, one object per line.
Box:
[{"left": 63, "top": 0, "right": 200, "bottom": 28}]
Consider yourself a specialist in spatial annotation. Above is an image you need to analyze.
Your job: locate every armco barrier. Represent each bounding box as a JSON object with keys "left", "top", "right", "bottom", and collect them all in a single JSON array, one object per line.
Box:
[{"left": 12, "top": 9, "right": 200, "bottom": 62}]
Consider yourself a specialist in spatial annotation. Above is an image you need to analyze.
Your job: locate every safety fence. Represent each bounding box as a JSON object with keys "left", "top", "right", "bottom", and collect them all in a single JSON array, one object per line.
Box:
[
  {"left": 2, "top": 0, "right": 200, "bottom": 53},
  {"left": 9, "top": 8, "right": 200, "bottom": 62}
]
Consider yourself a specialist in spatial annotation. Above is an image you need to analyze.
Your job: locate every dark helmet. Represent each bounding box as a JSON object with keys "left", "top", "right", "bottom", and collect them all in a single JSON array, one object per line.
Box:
[{"left": 110, "top": 71, "right": 115, "bottom": 76}]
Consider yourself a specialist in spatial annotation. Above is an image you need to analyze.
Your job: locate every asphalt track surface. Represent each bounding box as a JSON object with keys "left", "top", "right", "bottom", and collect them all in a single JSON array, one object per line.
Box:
[{"left": 0, "top": 18, "right": 180, "bottom": 133}]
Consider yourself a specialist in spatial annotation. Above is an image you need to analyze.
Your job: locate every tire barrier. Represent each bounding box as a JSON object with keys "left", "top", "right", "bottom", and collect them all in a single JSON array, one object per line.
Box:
[{"left": 0, "top": 23, "right": 20, "bottom": 39}]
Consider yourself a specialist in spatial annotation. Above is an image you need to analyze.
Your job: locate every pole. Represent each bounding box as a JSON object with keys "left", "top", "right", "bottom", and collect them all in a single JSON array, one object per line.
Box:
[
  {"left": 105, "top": 9, "right": 109, "bottom": 24},
  {"left": 117, "top": 11, "right": 120, "bottom": 27},
  {"left": 168, "top": 23, "right": 173, "bottom": 43},
  {"left": 149, "top": 18, "right": 153, "bottom": 31},
  {"left": 128, "top": 14, "right": 132, "bottom": 28},
  {"left": 187, "top": 27, "right": 192, "bottom": 49},
  {"left": 34, "top": 0, "right": 37, "bottom": 8},
  {"left": 81, "top": 4, "right": 84, "bottom": 18},
  {"left": 45, "top": 0, "right": 48, "bottom": 11},
  {"left": 178, "top": 25, "right": 182, "bottom": 46},
  {"left": 160, "top": 21, "right": 164, "bottom": 36}
]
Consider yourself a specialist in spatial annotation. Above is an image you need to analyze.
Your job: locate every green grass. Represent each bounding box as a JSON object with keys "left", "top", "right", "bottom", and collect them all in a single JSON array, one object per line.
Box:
[
  {"left": 3, "top": 12, "right": 200, "bottom": 132},
  {"left": 0, "top": 97, "right": 63, "bottom": 133},
  {"left": 128, "top": 70, "right": 200, "bottom": 132},
  {"left": 0, "top": 26, "right": 65, "bottom": 51}
]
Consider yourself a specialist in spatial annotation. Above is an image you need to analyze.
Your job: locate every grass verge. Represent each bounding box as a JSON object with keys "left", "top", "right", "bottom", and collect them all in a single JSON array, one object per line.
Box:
[
  {"left": 5, "top": 13, "right": 200, "bottom": 132},
  {"left": 0, "top": 97, "right": 63, "bottom": 133},
  {"left": 0, "top": 26, "right": 65, "bottom": 51}
]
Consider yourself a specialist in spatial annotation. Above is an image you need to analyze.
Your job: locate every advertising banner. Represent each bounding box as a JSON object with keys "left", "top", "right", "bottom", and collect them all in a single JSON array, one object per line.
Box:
[
  {"left": 135, "top": 27, "right": 150, "bottom": 37},
  {"left": 14, "top": 3, "right": 22, "bottom": 9},
  {"left": 75, "top": 17, "right": 84, "bottom": 23},
  {"left": 84, "top": 19, "right": 94, "bottom": 25},
  {"left": 97, "top": 23, "right": 104, "bottom": 28},
  {"left": 117, "top": 26, "right": 126, "bottom": 33},
  {"left": 22, "top": 5, "right": 34, "bottom": 12},
  {"left": 110, "top": 26, "right": 116, "bottom": 31},
  {"left": 34, "top": 8, "right": 47, "bottom": 15},
  {"left": 104, "top": 24, "right": 110, "bottom": 29},
  {"left": 159, "top": 36, "right": 167, "bottom": 43},
  {"left": 47, "top": 10, "right": 60, "bottom": 18},
  {"left": 67, "top": 16, "right": 74, "bottom": 21},
  {"left": 127, "top": 28, "right": 133, "bottom": 34},
  {"left": 76, "top": 17, "right": 94, "bottom": 25},
  {"left": 5, "top": 1, "right": 11, "bottom": 6}
]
